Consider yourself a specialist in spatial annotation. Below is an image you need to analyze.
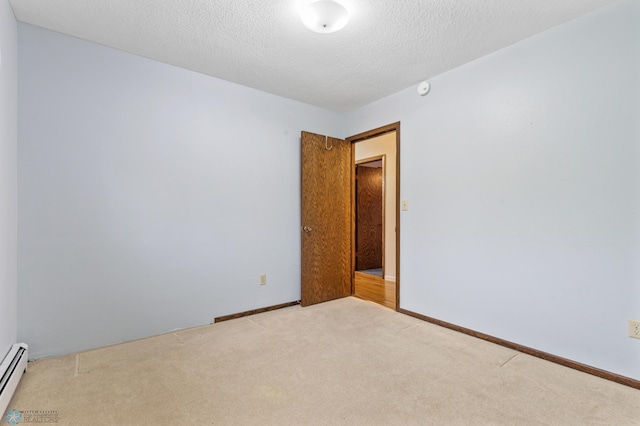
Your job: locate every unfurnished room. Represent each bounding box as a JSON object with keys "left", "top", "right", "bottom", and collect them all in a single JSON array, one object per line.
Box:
[{"left": 1, "top": 0, "right": 639, "bottom": 424}]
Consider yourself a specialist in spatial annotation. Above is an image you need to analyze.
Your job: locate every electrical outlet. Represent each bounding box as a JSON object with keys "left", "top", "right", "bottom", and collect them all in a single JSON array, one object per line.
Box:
[
  {"left": 259, "top": 274, "right": 267, "bottom": 286},
  {"left": 629, "top": 320, "right": 640, "bottom": 339}
]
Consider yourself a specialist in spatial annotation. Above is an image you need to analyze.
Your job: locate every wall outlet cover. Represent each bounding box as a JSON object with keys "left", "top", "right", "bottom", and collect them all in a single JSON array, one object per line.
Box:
[{"left": 628, "top": 319, "right": 640, "bottom": 339}]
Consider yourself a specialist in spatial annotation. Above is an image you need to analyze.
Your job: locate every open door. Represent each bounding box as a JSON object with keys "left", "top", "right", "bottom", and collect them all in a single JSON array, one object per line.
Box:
[{"left": 301, "top": 131, "right": 351, "bottom": 306}]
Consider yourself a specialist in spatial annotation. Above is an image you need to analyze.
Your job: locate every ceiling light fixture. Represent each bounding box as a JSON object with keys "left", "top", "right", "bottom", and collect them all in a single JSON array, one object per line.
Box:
[{"left": 301, "top": 1, "right": 349, "bottom": 34}]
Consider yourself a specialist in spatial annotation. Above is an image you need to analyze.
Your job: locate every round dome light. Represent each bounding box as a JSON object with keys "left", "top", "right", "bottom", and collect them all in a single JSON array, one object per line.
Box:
[{"left": 301, "top": 1, "right": 349, "bottom": 34}]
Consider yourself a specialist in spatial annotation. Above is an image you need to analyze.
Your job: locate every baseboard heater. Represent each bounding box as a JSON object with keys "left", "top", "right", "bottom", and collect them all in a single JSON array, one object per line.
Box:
[{"left": 0, "top": 343, "right": 28, "bottom": 416}]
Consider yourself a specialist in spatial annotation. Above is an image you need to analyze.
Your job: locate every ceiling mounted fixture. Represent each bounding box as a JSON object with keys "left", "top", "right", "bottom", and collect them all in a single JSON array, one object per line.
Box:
[
  {"left": 301, "top": 1, "right": 349, "bottom": 34},
  {"left": 417, "top": 81, "right": 431, "bottom": 96}
]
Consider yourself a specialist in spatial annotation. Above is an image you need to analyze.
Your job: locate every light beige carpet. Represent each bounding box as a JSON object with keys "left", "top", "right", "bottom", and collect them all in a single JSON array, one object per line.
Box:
[{"left": 8, "top": 297, "right": 640, "bottom": 425}]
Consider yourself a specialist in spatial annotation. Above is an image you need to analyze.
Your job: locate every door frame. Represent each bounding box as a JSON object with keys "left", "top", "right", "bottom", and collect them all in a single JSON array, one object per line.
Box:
[{"left": 347, "top": 122, "right": 400, "bottom": 310}]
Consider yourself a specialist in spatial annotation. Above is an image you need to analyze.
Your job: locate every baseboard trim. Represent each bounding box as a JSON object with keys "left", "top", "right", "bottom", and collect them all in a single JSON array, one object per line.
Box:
[
  {"left": 214, "top": 301, "right": 301, "bottom": 323},
  {"left": 398, "top": 308, "right": 640, "bottom": 390}
]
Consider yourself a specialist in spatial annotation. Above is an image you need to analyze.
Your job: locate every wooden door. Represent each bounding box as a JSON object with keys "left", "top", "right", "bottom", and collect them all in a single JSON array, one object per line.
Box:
[
  {"left": 355, "top": 165, "right": 383, "bottom": 271},
  {"left": 301, "top": 131, "right": 351, "bottom": 306}
]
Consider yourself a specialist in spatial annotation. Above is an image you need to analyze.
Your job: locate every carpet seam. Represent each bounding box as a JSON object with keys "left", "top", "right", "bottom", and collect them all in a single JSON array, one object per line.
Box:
[{"left": 500, "top": 353, "right": 520, "bottom": 368}]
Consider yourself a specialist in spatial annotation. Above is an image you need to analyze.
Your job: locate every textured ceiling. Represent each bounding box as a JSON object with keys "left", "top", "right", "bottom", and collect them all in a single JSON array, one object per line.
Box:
[{"left": 9, "top": 0, "right": 617, "bottom": 112}]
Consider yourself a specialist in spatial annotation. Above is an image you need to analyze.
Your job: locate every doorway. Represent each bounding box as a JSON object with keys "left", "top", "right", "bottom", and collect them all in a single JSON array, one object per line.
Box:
[
  {"left": 351, "top": 129, "right": 398, "bottom": 309},
  {"left": 355, "top": 156, "right": 385, "bottom": 277},
  {"left": 300, "top": 123, "right": 400, "bottom": 310}
]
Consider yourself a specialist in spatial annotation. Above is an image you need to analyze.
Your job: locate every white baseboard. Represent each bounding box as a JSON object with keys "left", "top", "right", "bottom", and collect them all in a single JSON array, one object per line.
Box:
[{"left": 385, "top": 275, "right": 396, "bottom": 283}]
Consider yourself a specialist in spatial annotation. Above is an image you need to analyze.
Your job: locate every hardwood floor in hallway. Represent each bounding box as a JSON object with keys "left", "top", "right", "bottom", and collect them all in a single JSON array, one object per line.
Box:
[{"left": 353, "top": 271, "right": 396, "bottom": 309}]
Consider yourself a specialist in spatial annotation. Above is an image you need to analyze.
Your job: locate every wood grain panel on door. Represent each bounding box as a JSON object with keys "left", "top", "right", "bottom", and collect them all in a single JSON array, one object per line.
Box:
[
  {"left": 301, "top": 131, "right": 351, "bottom": 306},
  {"left": 356, "top": 166, "right": 383, "bottom": 271}
]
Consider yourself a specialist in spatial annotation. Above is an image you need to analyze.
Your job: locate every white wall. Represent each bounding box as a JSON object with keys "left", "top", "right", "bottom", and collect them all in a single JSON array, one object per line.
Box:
[
  {"left": 18, "top": 24, "right": 344, "bottom": 359},
  {"left": 346, "top": 0, "right": 640, "bottom": 380},
  {"left": 355, "top": 132, "right": 397, "bottom": 281},
  {"left": 0, "top": 0, "right": 18, "bottom": 360}
]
